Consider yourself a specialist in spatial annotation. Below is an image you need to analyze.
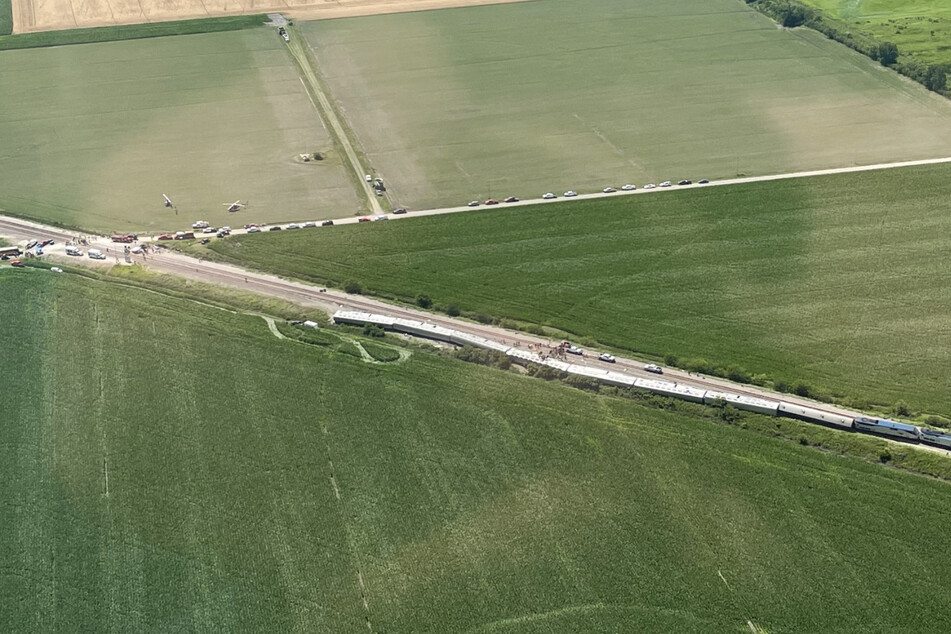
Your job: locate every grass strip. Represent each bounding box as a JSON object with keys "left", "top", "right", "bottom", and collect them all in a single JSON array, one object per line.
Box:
[{"left": 0, "top": 14, "right": 267, "bottom": 51}]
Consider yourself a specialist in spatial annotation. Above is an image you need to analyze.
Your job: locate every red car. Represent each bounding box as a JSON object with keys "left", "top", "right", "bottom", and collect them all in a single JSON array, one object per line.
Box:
[
  {"left": 485, "top": 199, "right": 499, "bottom": 205},
  {"left": 157, "top": 234, "right": 173, "bottom": 240},
  {"left": 358, "top": 217, "right": 372, "bottom": 223},
  {"left": 10, "top": 260, "right": 24, "bottom": 267}
]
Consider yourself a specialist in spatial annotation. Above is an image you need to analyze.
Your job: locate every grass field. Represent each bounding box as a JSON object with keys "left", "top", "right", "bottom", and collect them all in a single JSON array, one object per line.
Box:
[
  {"left": 207, "top": 163, "right": 951, "bottom": 418},
  {"left": 5, "top": 269, "right": 951, "bottom": 631},
  {"left": 801, "top": 0, "right": 951, "bottom": 66},
  {"left": 0, "top": 0, "right": 12, "bottom": 35},
  {"left": 0, "top": 14, "right": 267, "bottom": 51},
  {"left": 303, "top": 0, "right": 951, "bottom": 211},
  {"left": 0, "top": 28, "right": 363, "bottom": 234}
]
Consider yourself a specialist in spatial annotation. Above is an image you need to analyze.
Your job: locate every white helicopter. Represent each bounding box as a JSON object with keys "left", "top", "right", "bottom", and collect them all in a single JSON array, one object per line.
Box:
[
  {"left": 223, "top": 200, "right": 247, "bottom": 212},
  {"left": 163, "top": 194, "right": 174, "bottom": 208}
]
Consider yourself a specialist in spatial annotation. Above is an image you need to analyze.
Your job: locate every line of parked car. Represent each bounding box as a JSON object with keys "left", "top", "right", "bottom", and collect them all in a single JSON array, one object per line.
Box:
[{"left": 466, "top": 180, "right": 711, "bottom": 207}]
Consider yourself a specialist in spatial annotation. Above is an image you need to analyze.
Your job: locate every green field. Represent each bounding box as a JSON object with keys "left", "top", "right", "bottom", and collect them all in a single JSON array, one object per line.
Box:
[
  {"left": 0, "top": 28, "right": 362, "bottom": 234},
  {"left": 4, "top": 269, "right": 951, "bottom": 631},
  {"left": 0, "top": 0, "right": 12, "bottom": 36},
  {"left": 801, "top": 0, "right": 951, "bottom": 66},
  {"left": 207, "top": 163, "right": 951, "bottom": 418},
  {"left": 303, "top": 0, "right": 951, "bottom": 211}
]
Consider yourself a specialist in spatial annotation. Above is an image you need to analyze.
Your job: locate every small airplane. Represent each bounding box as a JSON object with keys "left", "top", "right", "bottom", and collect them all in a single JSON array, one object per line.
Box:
[
  {"left": 163, "top": 194, "right": 174, "bottom": 208},
  {"left": 223, "top": 200, "right": 247, "bottom": 212}
]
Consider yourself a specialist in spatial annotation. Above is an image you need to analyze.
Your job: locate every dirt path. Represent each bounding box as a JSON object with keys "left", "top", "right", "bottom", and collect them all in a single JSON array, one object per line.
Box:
[{"left": 285, "top": 24, "right": 382, "bottom": 215}]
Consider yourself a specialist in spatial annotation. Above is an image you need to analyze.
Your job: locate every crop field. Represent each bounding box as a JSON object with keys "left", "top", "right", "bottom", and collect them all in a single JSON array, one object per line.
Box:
[
  {"left": 0, "top": 28, "right": 362, "bottom": 234},
  {"left": 801, "top": 0, "right": 951, "bottom": 66},
  {"left": 1, "top": 0, "right": 12, "bottom": 35},
  {"left": 208, "top": 163, "right": 951, "bottom": 418},
  {"left": 4, "top": 270, "right": 951, "bottom": 631},
  {"left": 303, "top": 0, "right": 951, "bottom": 211}
]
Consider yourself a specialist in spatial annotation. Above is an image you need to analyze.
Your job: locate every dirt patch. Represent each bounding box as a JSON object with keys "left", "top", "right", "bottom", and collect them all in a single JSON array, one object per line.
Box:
[{"left": 12, "top": 0, "right": 536, "bottom": 34}]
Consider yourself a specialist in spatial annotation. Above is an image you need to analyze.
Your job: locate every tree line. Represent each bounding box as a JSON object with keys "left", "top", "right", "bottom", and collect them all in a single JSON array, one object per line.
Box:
[{"left": 745, "top": 0, "right": 948, "bottom": 95}]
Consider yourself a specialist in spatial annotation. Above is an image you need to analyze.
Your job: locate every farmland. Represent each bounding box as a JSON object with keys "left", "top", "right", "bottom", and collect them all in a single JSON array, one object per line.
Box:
[
  {"left": 800, "top": 0, "right": 951, "bottom": 66},
  {"left": 304, "top": 0, "right": 951, "bottom": 211},
  {"left": 4, "top": 269, "right": 951, "bottom": 631},
  {"left": 0, "top": 28, "right": 362, "bottom": 234},
  {"left": 207, "top": 163, "right": 951, "bottom": 418}
]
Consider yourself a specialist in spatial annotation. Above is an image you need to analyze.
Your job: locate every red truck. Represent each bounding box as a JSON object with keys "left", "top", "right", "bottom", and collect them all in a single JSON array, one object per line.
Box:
[{"left": 111, "top": 234, "right": 137, "bottom": 243}]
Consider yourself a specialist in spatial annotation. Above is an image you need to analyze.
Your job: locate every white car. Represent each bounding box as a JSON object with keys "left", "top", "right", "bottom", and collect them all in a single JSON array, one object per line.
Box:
[
  {"left": 566, "top": 345, "right": 583, "bottom": 355},
  {"left": 643, "top": 183, "right": 656, "bottom": 189},
  {"left": 467, "top": 201, "right": 480, "bottom": 207},
  {"left": 660, "top": 181, "right": 672, "bottom": 188},
  {"left": 602, "top": 187, "right": 616, "bottom": 193},
  {"left": 220, "top": 226, "right": 231, "bottom": 232},
  {"left": 365, "top": 174, "right": 372, "bottom": 182},
  {"left": 285, "top": 223, "right": 300, "bottom": 230},
  {"left": 202, "top": 226, "right": 217, "bottom": 233},
  {"left": 598, "top": 353, "right": 616, "bottom": 363},
  {"left": 564, "top": 190, "right": 578, "bottom": 197},
  {"left": 644, "top": 364, "right": 664, "bottom": 374},
  {"left": 192, "top": 220, "right": 209, "bottom": 229},
  {"left": 302, "top": 222, "right": 316, "bottom": 228},
  {"left": 542, "top": 192, "right": 557, "bottom": 199},
  {"left": 130, "top": 246, "right": 144, "bottom": 254},
  {"left": 374, "top": 215, "right": 388, "bottom": 221},
  {"left": 247, "top": 226, "right": 261, "bottom": 233},
  {"left": 50, "top": 266, "right": 64, "bottom": 273},
  {"left": 621, "top": 184, "right": 636, "bottom": 191}
]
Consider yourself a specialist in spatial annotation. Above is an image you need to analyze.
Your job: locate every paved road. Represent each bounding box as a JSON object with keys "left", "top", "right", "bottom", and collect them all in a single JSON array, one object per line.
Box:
[
  {"left": 131, "top": 154, "right": 951, "bottom": 240},
  {"left": 3, "top": 213, "right": 947, "bottom": 457}
]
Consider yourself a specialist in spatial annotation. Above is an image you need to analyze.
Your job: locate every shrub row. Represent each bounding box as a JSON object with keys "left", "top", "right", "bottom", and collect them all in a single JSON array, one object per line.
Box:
[{"left": 746, "top": 0, "right": 948, "bottom": 94}]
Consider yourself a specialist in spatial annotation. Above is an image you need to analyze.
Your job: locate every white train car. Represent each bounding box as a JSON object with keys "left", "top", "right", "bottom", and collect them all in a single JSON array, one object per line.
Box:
[
  {"left": 392, "top": 318, "right": 456, "bottom": 343},
  {"left": 853, "top": 417, "right": 920, "bottom": 441},
  {"left": 541, "top": 358, "right": 573, "bottom": 373},
  {"left": 449, "top": 330, "right": 510, "bottom": 353},
  {"left": 777, "top": 402, "right": 853, "bottom": 429},
  {"left": 506, "top": 347, "right": 545, "bottom": 365},
  {"left": 703, "top": 391, "right": 779, "bottom": 416},
  {"left": 565, "top": 364, "right": 636, "bottom": 388},
  {"left": 332, "top": 310, "right": 396, "bottom": 329},
  {"left": 919, "top": 428, "right": 951, "bottom": 449},
  {"left": 634, "top": 378, "right": 706, "bottom": 403}
]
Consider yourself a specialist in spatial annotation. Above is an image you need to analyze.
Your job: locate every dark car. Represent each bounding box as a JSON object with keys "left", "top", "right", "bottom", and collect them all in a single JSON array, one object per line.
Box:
[
  {"left": 269, "top": 225, "right": 282, "bottom": 231},
  {"left": 322, "top": 220, "right": 334, "bottom": 226},
  {"left": 503, "top": 196, "right": 519, "bottom": 203},
  {"left": 698, "top": 179, "right": 710, "bottom": 184},
  {"left": 26, "top": 240, "right": 38, "bottom": 249},
  {"left": 677, "top": 179, "right": 692, "bottom": 186},
  {"left": 200, "top": 238, "right": 211, "bottom": 245},
  {"left": 41, "top": 239, "right": 54, "bottom": 247},
  {"left": 393, "top": 207, "right": 408, "bottom": 214}
]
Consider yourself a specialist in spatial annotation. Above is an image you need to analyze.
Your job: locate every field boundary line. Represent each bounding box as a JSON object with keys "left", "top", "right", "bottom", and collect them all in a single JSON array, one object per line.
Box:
[{"left": 285, "top": 24, "right": 381, "bottom": 214}]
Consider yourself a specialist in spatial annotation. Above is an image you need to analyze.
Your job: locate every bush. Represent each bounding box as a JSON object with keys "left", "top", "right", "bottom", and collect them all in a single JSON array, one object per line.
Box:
[
  {"left": 344, "top": 280, "right": 362, "bottom": 294},
  {"left": 793, "top": 382, "right": 813, "bottom": 398},
  {"left": 415, "top": 294, "right": 432, "bottom": 309},
  {"left": 455, "top": 346, "right": 510, "bottom": 370},
  {"left": 446, "top": 304, "right": 461, "bottom": 317},
  {"left": 664, "top": 354, "right": 679, "bottom": 367},
  {"left": 879, "top": 448, "right": 892, "bottom": 463},
  {"left": 362, "top": 324, "right": 385, "bottom": 338},
  {"left": 892, "top": 400, "right": 911, "bottom": 418}
]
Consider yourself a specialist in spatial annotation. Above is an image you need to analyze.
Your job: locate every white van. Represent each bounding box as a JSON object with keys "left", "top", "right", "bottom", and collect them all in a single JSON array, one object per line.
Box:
[
  {"left": 65, "top": 246, "right": 82, "bottom": 256},
  {"left": 88, "top": 249, "right": 106, "bottom": 260}
]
